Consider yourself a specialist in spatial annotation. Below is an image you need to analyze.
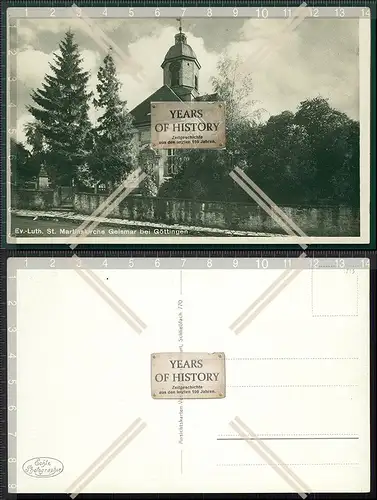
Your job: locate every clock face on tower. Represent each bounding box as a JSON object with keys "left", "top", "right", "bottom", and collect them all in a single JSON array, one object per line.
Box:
[{"left": 169, "top": 61, "right": 181, "bottom": 87}]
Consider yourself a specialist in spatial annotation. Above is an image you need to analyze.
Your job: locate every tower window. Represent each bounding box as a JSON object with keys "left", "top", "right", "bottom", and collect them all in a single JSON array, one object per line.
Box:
[
  {"left": 167, "top": 149, "right": 176, "bottom": 175},
  {"left": 194, "top": 75, "right": 198, "bottom": 91},
  {"left": 169, "top": 62, "right": 180, "bottom": 87}
]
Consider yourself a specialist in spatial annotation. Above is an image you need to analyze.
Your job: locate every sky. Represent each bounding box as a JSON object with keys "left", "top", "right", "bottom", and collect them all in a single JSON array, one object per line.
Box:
[{"left": 11, "top": 16, "right": 361, "bottom": 146}]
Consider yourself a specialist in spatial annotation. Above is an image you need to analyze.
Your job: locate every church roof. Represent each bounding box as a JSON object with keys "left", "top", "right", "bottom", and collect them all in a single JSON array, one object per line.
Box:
[
  {"left": 163, "top": 42, "right": 197, "bottom": 62},
  {"left": 130, "top": 85, "right": 183, "bottom": 126},
  {"left": 195, "top": 93, "right": 219, "bottom": 102},
  {"left": 130, "top": 86, "right": 221, "bottom": 127},
  {"left": 161, "top": 32, "right": 200, "bottom": 68}
]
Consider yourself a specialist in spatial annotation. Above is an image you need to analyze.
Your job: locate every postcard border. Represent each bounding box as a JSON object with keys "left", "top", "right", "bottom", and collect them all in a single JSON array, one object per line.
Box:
[{"left": 2, "top": 7, "right": 375, "bottom": 248}]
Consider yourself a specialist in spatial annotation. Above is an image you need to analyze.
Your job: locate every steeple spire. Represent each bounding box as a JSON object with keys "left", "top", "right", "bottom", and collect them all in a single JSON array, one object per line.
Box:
[
  {"left": 174, "top": 18, "right": 187, "bottom": 44},
  {"left": 161, "top": 19, "right": 201, "bottom": 100}
]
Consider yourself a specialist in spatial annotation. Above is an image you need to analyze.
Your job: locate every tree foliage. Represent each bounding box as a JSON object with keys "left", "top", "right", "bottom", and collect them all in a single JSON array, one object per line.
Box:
[
  {"left": 18, "top": 35, "right": 359, "bottom": 209},
  {"left": 160, "top": 55, "right": 360, "bottom": 208},
  {"left": 242, "top": 98, "right": 359, "bottom": 206},
  {"left": 91, "top": 50, "right": 137, "bottom": 189},
  {"left": 26, "top": 30, "right": 93, "bottom": 187},
  {"left": 159, "top": 55, "right": 261, "bottom": 202}
]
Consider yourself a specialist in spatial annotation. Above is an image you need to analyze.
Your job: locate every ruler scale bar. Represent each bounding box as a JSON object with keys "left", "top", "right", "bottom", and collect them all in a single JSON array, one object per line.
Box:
[
  {"left": 4, "top": 257, "right": 372, "bottom": 269},
  {"left": 6, "top": 7, "right": 373, "bottom": 19},
  {"left": 6, "top": 259, "right": 19, "bottom": 493},
  {"left": 5, "top": 3, "right": 372, "bottom": 246},
  {"left": 4, "top": 256, "right": 370, "bottom": 498}
]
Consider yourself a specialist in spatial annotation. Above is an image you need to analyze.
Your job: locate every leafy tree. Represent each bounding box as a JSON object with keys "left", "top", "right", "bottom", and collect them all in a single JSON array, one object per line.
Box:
[
  {"left": 294, "top": 97, "right": 349, "bottom": 139},
  {"left": 328, "top": 120, "right": 359, "bottom": 207},
  {"left": 243, "top": 98, "right": 359, "bottom": 206},
  {"left": 10, "top": 138, "right": 39, "bottom": 187},
  {"left": 26, "top": 30, "right": 93, "bottom": 187},
  {"left": 243, "top": 111, "right": 316, "bottom": 204},
  {"left": 159, "top": 55, "right": 261, "bottom": 202},
  {"left": 161, "top": 86, "right": 360, "bottom": 207},
  {"left": 294, "top": 97, "right": 359, "bottom": 205},
  {"left": 91, "top": 49, "right": 137, "bottom": 190},
  {"left": 210, "top": 55, "right": 262, "bottom": 144}
]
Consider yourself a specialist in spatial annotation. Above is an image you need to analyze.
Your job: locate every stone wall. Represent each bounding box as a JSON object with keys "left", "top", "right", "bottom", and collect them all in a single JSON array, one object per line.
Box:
[
  {"left": 73, "top": 193, "right": 360, "bottom": 236},
  {"left": 12, "top": 189, "right": 56, "bottom": 210}
]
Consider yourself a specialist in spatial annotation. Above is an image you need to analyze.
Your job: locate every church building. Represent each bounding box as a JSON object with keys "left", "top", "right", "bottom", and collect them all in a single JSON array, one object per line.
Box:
[{"left": 130, "top": 23, "right": 217, "bottom": 188}]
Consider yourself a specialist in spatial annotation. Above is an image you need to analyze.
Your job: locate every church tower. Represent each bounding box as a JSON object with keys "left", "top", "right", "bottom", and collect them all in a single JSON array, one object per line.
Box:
[{"left": 161, "top": 21, "right": 201, "bottom": 101}]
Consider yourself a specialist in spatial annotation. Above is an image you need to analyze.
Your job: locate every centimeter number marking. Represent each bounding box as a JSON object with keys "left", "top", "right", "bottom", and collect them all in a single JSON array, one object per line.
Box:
[
  {"left": 4, "top": 254, "right": 372, "bottom": 493},
  {"left": 6, "top": 256, "right": 372, "bottom": 269},
  {"left": 6, "top": 6, "right": 372, "bottom": 18},
  {"left": 7, "top": 259, "right": 18, "bottom": 493}
]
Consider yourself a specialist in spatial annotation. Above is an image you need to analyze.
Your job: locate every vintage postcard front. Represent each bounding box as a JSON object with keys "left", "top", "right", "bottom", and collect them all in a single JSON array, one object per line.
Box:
[
  {"left": 151, "top": 352, "right": 226, "bottom": 399},
  {"left": 5, "top": 6, "right": 372, "bottom": 245},
  {"left": 8, "top": 257, "right": 370, "bottom": 494}
]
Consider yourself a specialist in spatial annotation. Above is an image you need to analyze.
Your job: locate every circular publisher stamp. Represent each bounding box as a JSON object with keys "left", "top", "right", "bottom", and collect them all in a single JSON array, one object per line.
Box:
[{"left": 22, "top": 457, "right": 64, "bottom": 478}]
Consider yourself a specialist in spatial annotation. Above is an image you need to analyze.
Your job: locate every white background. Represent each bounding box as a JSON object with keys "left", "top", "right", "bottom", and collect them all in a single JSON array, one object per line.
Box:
[{"left": 13, "top": 264, "right": 370, "bottom": 493}]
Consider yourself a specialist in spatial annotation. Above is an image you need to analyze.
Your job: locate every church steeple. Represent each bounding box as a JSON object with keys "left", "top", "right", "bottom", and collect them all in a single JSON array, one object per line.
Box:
[
  {"left": 174, "top": 18, "right": 187, "bottom": 44},
  {"left": 174, "top": 31, "right": 187, "bottom": 44},
  {"left": 161, "top": 19, "right": 201, "bottom": 101}
]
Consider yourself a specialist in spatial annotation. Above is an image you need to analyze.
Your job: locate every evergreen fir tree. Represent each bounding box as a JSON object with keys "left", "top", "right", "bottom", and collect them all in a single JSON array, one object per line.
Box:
[
  {"left": 91, "top": 49, "right": 137, "bottom": 189},
  {"left": 26, "top": 30, "right": 93, "bottom": 187}
]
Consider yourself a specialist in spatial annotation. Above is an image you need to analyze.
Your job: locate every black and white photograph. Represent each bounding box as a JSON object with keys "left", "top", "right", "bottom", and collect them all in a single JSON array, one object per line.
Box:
[{"left": 6, "top": 6, "right": 371, "bottom": 244}]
